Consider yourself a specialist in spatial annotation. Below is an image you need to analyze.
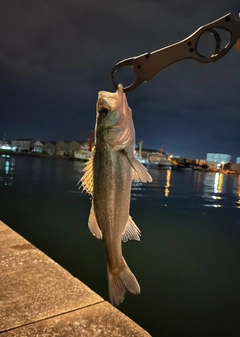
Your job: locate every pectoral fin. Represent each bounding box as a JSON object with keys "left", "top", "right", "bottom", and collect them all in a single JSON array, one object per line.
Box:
[
  {"left": 78, "top": 155, "right": 94, "bottom": 195},
  {"left": 131, "top": 157, "right": 152, "bottom": 182},
  {"left": 122, "top": 216, "right": 141, "bottom": 242},
  {"left": 88, "top": 205, "right": 102, "bottom": 239},
  {"left": 120, "top": 150, "right": 152, "bottom": 183}
]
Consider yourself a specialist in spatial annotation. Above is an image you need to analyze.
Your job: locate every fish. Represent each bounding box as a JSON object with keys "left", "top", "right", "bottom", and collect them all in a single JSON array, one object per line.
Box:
[{"left": 79, "top": 84, "right": 152, "bottom": 306}]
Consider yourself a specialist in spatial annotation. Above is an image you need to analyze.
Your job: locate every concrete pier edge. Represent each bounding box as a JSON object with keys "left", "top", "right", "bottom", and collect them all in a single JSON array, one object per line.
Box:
[{"left": 0, "top": 220, "right": 151, "bottom": 336}]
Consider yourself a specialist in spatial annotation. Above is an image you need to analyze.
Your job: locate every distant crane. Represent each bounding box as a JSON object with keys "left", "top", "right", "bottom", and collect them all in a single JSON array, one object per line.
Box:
[
  {"left": 159, "top": 144, "right": 164, "bottom": 155},
  {"left": 88, "top": 130, "right": 93, "bottom": 151},
  {"left": 138, "top": 140, "right": 144, "bottom": 158}
]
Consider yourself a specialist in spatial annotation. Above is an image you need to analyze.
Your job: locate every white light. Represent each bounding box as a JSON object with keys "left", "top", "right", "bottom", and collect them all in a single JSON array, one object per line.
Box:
[
  {"left": 5, "top": 161, "right": 9, "bottom": 174},
  {"left": 0, "top": 145, "right": 11, "bottom": 150}
]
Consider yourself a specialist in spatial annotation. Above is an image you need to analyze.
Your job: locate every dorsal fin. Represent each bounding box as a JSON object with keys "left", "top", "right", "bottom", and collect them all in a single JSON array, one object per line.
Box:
[{"left": 78, "top": 155, "right": 94, "bottom": 195}]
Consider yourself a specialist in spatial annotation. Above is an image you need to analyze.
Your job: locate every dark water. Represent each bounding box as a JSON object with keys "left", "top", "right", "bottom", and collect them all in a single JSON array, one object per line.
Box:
[{"left": 1, "top": 154, "right": 240, "bottom": 337}]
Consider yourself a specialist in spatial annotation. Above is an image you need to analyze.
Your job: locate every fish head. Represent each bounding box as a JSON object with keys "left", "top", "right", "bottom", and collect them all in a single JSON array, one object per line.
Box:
[{"left": 95, "top": 84, "right": 135, "bottom": 149}]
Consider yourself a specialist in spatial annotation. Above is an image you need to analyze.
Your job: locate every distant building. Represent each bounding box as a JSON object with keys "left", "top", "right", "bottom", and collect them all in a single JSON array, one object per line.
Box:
[
  {"left": 207, "top": 153, "right": 232, "bottom": 168},
  {"left": 135, "top": 146, "right": 165, "bottom": 160},
  {"left": 67, "top": 141, "right": 81, "bottom": 156},
  {"left": 11, "top": 139, "right": 31, "bottom": 152},
  {"left": 42, "top": 142, "right": 56, "bottom": 155},
  {"left": 236, "top": 157, "right": 240, "bottom": 164},
  {"left": 230, "top": 163, "right": 240, "bottom": 172},
  {"left": 30, "top": 140, "right": 43, "bottom": 153},
  {"left": 55, "top": 141, "right": 68, "bottom": 156}
]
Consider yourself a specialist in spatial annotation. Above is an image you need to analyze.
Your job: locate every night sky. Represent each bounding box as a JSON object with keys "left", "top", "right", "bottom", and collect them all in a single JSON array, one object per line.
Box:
[{"left": 0, "top": 0, "right": 240, "bottom": 160}]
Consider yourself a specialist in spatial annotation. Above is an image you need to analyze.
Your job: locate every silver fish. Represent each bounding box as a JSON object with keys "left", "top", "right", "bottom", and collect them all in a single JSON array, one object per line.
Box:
[{"left": 79, "top": 84, "right": 152, "bottom": 306}]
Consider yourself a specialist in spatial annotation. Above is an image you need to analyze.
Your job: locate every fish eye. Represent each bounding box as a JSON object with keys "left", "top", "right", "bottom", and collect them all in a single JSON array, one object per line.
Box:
[{"left": 99, "top": 107, "right": 109, "bottom": 118}]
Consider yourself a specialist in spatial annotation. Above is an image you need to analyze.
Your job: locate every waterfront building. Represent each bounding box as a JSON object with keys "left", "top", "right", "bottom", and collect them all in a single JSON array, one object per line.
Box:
[
  {"left": 42, "top": 142, "right": 56, "bottom": 155},
  {"left": 55, "top": 141, "right": 68, "bottom": 156},
  {"left": 206, "top": 153, "right": 231, "bottom": 163},
  {"left": 230, "top": 163, "right": 240, "bottom": 172},
  {"left": 67, "top": 141, "right": 81, "bottom": 156},
  {"left": 30, "top": 140, "right": 43, "bottom": 153},
  {"left": 206, "top": 153, "right": 232, "bottom": 169},
  {"left": 11, "top": 139, "right": 31, "bottom": 152}
]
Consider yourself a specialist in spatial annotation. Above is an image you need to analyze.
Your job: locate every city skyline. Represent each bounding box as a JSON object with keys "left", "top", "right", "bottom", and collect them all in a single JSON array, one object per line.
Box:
[{"left": 1, "top": 0, "right": 240, "bottom": 159}]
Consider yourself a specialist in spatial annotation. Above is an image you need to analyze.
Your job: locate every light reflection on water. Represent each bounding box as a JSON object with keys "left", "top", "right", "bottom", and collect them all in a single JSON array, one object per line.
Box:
[
  {"left": 1, "top": 156, "right": 240, "bottom": 209},
  {"left": 1, "top": 155, "right": 240, "bottom": 337},
  {"left": 0, "top": 155, "right": 86, "bottom": 188},
  {"left": 164, "top": 169, "right": 171, "bottom": 197},
  {"left": 0, "top": 156, "right": 15, "bottom": 186},
  {"left": 202, "top": 172, "right": 226, "bottom": 208},
  {"left": 131, "top": 167, "right": 240, "bottom": 209}
]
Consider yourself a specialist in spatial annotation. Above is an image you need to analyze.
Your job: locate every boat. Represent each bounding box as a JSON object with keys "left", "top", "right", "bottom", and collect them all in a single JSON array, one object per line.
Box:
[
  {"left": 70, "top": 143, "right": 93, "bottom": 162},
  {"left": 72, "top": 151, "right": 93, "bottom": 162},
  {"left": 134, "top": 153, "right": 148, "bottom": 166},
  {"left": 173, "top": 165, "right": 193, "bottom": 171},
  {"left": 148, "top": 153, "right": 172, "bottom": 169},
  {"left": 157, "top": 157, "right": 172, "bottom": 169},
  {"left": 70, "top": 132, "right": 94, "bottom": 162}
]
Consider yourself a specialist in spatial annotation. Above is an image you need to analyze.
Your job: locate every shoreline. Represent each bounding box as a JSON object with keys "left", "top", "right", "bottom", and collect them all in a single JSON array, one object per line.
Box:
[
  {"left": 1, "top": 150, "right": 239, "bottom": 175},
  {"left": 0, "top": 220, "right": 151, "bottom": 336},
  {"left": 0, "top": 149, "right": 69, "bottom": 160}
]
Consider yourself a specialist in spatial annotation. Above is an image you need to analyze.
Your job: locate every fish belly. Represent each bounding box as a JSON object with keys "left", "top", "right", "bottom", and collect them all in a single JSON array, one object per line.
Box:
[
  {"left": 93, "top": 145, "right": 140, "bottom": 306},
  {"left": 93, "top": 146, "right": 131, "bottom": 251}
]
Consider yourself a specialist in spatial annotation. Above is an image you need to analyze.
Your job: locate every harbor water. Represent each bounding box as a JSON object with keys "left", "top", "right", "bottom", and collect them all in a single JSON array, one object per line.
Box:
[{"left": 1, "top": 154, "right": 240, "bottom": 337}]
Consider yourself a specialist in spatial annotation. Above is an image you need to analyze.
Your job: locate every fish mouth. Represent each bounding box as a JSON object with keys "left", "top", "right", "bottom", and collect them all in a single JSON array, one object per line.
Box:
[
  {"left": 117, "top": 84, "right": 124, "bottom": 100},
  {"left": 97, "top": 84, "right": 126, "bottom": 117},
  {"left": 98, "top": 84, "right": 123, "bottom": 98},
  {"left": 117, "top": 84, "right": 124, "bottom": 93}
]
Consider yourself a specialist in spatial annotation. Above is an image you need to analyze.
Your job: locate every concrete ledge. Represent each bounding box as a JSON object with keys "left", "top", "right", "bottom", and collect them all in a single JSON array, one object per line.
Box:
[{"left": 0, "top": 221, "right": 151, "bottom": 336}]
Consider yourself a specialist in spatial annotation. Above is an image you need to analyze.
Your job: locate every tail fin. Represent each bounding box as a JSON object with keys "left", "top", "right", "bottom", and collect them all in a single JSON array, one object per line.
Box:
[{"left": 107, "top": 258, "right": 140, "bottom": 306}]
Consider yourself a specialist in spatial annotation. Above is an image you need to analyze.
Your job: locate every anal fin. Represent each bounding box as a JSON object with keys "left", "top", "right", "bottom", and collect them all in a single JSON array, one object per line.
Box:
[
  {"left": 88, "top": 205, "right": 102, "bottom": 239},
  {"left": 122, "top": 216, "right": 141, "bottom": 242}
]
